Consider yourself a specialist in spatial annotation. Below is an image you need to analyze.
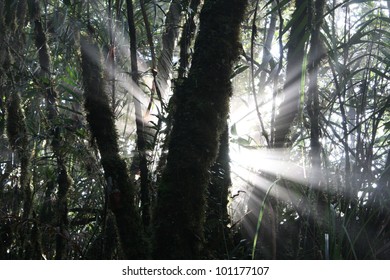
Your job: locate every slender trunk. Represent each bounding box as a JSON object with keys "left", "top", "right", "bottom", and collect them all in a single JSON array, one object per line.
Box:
[
  {"left": 250, "top": 0, "right": 271, "bottom": 147},
  {"left": 126, "top": 0, "right": 151, "bottom": 228},
  {"left": 307, "top": 0, "right": 325, "bottom": 199},
  {"left": 107, "top": 0, "right": 117, "bottom": 110},
  {"left": 307, "top": 0, "right": 327, "bottom": 258},
  {"left": 271, "top": 0, "right": 284, "bottom": 145},
  {"left": 248, "top": 0, "right": 278, "bottom": 258},
  {"left": 274, "top": 0, "right": 308, "bottom": 148},
  {"left": 177, "top": 0, "right": 202, "bottom": 79},
  {"left": 156, "top": 0, "right": 183, "bottom": 97},
  {"left": 139, "top": 0, "right": 164, "bottom": 109},
  {"left": 153, "top": 0, "right": 248, "bottom": 259}
]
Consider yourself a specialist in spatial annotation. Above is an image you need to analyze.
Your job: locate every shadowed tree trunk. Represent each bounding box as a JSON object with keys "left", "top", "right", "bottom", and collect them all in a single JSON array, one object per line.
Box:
[
  {"left": 273, "top": 0, "right": 308, "bottom": 148},
  {"left": 306, "top": 0, "right": 327, "bottom": 259},
  {"left": 29, "top": 0, "right": 73, "bottom": 259},
  {"left": 307, "top": 0, "right": 325, "bottom": 201},
  {"left": 153, "top": 0, "right": 248, "bottom": 259},
  {"left": 80, "top": 36, "right": 147, "bottom": 259},
  {"left": 308, "top": 1, "right": 324, "bottom": 183},
  {"left": 154, "top": 0, "right": 202, "bottom": 186},
  {"left": 1, "top": 0, "right": 40, "bottom": 260},
  {"left": 126, "top": 0, "right": 151, "bottom": 229},
  {"left": 6, "top": 93, "right": 31, "bottom": 220},
  {"left": 369, "top": 149, "right": 390, "bottom": 258},
  {"left": 205, "top": 126, "right": 233, "bottom": 258},
  {"left": 177, "top": 0, "right": 202, "bottom": 79},
  {"left": 156, "top": 0, "right": 183, "bottom": 98},
  {"left": 2, "top": 0, "right": 30, "bottom": 221}
]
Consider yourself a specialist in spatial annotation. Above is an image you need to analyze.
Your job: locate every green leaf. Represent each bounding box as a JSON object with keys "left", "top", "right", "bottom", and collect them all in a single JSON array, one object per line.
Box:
[
  {"left": 58, "top": 83, "right": 82, "bottom": 101},
  {"left": 252, "top": 178, "right": 280, "bottom": 260},
  {"left": 383, "top": 121, "right": 390, "bottom": 130},
  {"left": 263, "top": 0, "right": 290, "bottom": 17},
  {"left": 231, "top": 64, "right": 249, "bottom": 79},
  {"left": 281, "top": 0, "right": 308, "bottom": 36},
  {"left": 230, "top": 123, "right": 238, "bottom": 136},
  {"left": 57, "top": 104, "right": 82, "bottom": 115},
  {"left": 369, "top": 68, "right": 390, "bottom": 80},
  {"left": 237, "top": 137, "right": 251, "bottom": 146}
]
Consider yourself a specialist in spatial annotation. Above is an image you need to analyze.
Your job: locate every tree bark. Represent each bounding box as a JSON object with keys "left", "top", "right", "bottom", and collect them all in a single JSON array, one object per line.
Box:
[
  {"left": 80, "top": 36, "right": 147, "bottom": 259},
  {"left": 153, "top": 0, "right": 248, "bottom": 259},
  {"left": 29, "top": 0, "right": 73, "bottom": 259},
  {"left": 156, "top": 0, "right": 183, "bottom": 97},
  {"left": 306, "top": 0, "right": 327, "bottom": 259},
  {"left": 126, "top": 0, "right": 151, "bottom": 229},
  {"left": 177, "top": 0, "right": 202, "bottom": 79},
  {"left": 273, "top": 0, "right": 308, "bottom": 148},
  {"left": 205, "top": 126, "right": 232, "bottom": 258}
]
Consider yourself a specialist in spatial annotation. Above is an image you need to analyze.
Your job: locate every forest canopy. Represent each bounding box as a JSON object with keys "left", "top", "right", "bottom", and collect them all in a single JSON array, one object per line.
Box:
[{"left": 1, "top": 0, "right": 390, "bottom": 260}]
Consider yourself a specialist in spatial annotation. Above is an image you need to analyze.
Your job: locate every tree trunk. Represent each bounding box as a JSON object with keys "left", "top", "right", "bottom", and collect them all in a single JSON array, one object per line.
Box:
[
  {"left": 306, "top": 0, "right": 327, "bottom": 259},
  {"left": 154, "top": 0, "right": 202, "bottom": 185},
  {"left": 126, "top": 0, "right": 151, "bottom": 229},
  {"left": 156, "top": 0, "right": 183, "bottom": 98},
  {"left": 177, "top": 0, "right": 202, "bottom": 79},
  {"left": 6, "top": 93, "right": 32, "bottom": 221},
  {"left": 153, "top": 0, "right": 248, "bottom": 259},
  {"left": 205, "top": 126, "right": 233, "bottom": 258},
  {"left": 28, "top": 0, "right": 73, "bottom": 259},
  {"left": 80, "top": 36, "right": 147, "bottom": 259},
  {"left": 273, "top": 0, "right": 308, "bottom": 148}
]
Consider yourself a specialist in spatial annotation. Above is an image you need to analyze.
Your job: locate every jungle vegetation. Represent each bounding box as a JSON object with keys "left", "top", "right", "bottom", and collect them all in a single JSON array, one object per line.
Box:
[{"left": 0, "top": 0, "right": 390, "bottom": 260}]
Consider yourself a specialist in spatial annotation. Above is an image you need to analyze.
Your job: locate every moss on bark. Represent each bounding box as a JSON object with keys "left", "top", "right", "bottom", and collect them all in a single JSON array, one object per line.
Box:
[
  {"left": 6, "top": 93, "right": 32, "bottom": 219},
  {"left": 29, "top": 0, "right": 73, "bottom": 259},
  {"left": 205, "top": 126, "right": 233, "bottom": 258},
  {"left": 153, "top": 0, "right": 248, "bottom": 259},
  {"left": 80, "top": 36, "right": 147, "bottom": 259}
]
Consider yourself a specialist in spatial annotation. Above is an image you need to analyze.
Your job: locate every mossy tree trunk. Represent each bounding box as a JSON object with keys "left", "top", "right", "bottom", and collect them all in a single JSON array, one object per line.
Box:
[
  {"left": 205, "top": 126, "right": 233, "bottom": 258},
  {"left": 2, "top": 0, "right": 30, "bottom": 220},
  {"left": 177, "top": 0, "right": 202, "bottom": 79},
  {"left": 28, "top": 0, "right": 72, "bottom": 259},
  {"left": 80, "top": 36, "right": 147, "bottom": 259},
  {"left": 2, "top": 0, "right": 39, "bottom": 259},
  {"left": 154, "top": 0, "right": 202, "bottom": 186},
  {"left": 153, "top": 0, "right": 248, "bottom": 259},
  {"left": 6, "top": 93, "right": 31, "bottom": 220}
]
